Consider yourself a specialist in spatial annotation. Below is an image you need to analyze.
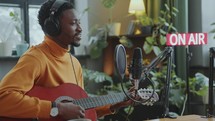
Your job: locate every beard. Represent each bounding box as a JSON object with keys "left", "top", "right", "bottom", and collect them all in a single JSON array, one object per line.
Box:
[{"left": 71, "top": 42, "right": 80, "bottom": 47}]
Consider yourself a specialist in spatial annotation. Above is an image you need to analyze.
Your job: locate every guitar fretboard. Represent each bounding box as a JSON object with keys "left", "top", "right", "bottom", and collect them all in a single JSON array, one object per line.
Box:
[{"left": 73, "top": 92, "right": 127, "bottom": 109}]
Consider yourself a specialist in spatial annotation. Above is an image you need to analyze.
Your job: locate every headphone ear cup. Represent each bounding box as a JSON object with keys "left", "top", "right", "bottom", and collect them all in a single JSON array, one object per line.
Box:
[{"left": 44, "top": 16, "right": 61, "bottom": 36}]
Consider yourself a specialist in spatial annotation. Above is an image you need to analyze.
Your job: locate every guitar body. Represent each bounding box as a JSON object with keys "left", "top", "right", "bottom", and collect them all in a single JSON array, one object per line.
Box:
[
  {"left": 1, "top": 83, "right": 97, "bottom": 121},
  {"left": 0, "top": 83, "right": 159, "bottom": 121}
]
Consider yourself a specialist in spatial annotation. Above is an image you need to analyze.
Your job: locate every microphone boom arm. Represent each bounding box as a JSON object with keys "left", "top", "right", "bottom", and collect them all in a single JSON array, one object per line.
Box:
[
  {"left": 144, "top": 47, "right": 173, "bottom": 74},
  {"left": 144, "top": 46, "right": 175, "bottom": 118}
]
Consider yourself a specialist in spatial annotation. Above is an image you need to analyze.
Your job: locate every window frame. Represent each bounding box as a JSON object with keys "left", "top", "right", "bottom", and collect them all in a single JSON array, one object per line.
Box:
[{"left": 0, "top": 0, "right": 75, "bottom": 44}]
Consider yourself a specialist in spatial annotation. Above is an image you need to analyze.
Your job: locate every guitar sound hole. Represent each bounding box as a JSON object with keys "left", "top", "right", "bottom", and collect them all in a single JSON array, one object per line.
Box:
[{"left": 55, "top": 96, "right": 74, "bottom": 103}]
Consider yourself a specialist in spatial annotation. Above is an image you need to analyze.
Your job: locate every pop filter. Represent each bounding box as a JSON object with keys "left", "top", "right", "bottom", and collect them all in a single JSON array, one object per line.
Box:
[{"left": 114, "top": 44, "right": 127, "bottom": 80}]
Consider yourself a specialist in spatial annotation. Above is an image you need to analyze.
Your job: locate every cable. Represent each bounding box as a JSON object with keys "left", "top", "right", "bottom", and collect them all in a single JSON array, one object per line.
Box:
[
  {"left": 69, "top": 53, "right": 79, "bottom": 86},
  {"left": 120, "top": 73, "right": 156, "bottom": 105}
]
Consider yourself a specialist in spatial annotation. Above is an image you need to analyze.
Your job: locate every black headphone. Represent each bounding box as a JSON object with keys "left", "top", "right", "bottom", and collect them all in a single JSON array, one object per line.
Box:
[{"left": 44, "top": 0, "right": 68, "bottom": 37}]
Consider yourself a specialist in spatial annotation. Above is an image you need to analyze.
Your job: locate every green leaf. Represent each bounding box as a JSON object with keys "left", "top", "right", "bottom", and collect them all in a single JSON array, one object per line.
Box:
[
  {"left": 169, "top": 23, "right": 173, "bottom": 28},
  {"left": 146, "top": 36, "right": 155, "bottom": 44},
  {"left": 167, "top": 14, "right": 171, "bottom": 19},
  {"left": 143, "top": 41, "right": 153, "bottom": 54},
  {"left": 210, "top": 28, "right": 215, "bottom": 33},
  {"left": 164, "top": 22, "right": 169, "bottom": 26},
  {"left": 169, "top": 89, "right": 184, "bottom": 108},
  {"left": 171, "top": 11, "right": 177, "bottom": 17},
  {"left": 164, "top": 4, "right": 170, "bottom": 11},
  {"left": 160, "top": 35, "right": 166, "bottom": 45},
  {"left": 211, "top": 22, "right": 215, "bottom": 25},
  {"left": 119, "top": 36, "right": 133, "bottom": 48},
  {"left": 89, "top": 45, "right": 103, "bottom": 59},
  {"left": 153, "top": 46, "right": 161, "bottom": 56},
  {"left": 160, "top": 29, "right": 167, "bottom": 35},
  {"left": 160, "top": 10, "right": 165, "bottom": 15},
  {"left": 101, "top": 0, "right": 116, "bottom": 9},
  {"left": 158, "top": 17, "right": 166, "bottom": 23},
  {"left": 171, "top": 26, "right": 178, "bottom": 32},
  {"left": 195, "top": 86, "right": 207, "bottom": 96},
  {"left": 172, "top": 7, "right": 179, "bottom": 13},
  {"left": 9, "top": 11, "right": 14, "bottom": 17}
]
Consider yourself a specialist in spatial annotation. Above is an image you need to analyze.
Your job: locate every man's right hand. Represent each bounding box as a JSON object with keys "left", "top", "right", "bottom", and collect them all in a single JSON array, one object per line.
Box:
[{"left": 57, "top": 102, "right": 85, "bottom": 120}]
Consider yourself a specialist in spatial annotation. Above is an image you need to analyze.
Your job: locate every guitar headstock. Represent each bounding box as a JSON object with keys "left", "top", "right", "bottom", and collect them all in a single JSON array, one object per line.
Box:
[{"left": 137, "top": 88, "right": 159, "bottom": 106}]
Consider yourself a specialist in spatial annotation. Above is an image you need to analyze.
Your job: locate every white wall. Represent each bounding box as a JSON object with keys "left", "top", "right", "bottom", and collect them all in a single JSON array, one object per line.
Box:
[
  {"left": 73, "top": 0, "right": 134, "bottom": 55},
  {"left": 0, "top": 60, "right": 17, "bottom": 80},
  {"left": 73, "top": 0, "right": 89, "bottom": 55},
  {"left": 202, "top": 0, "right": 215, "bottom": 66},
  {"left": 189, "top": 0, "right": 215, "bottom": 67},
  {"left": 88, "top": 0, "right": 134, "bottom": 35}
]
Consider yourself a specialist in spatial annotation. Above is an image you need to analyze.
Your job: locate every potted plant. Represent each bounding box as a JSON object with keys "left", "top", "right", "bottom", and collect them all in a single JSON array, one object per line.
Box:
[
  {"left": 0, "top": 15, "right": 15, "bottom": 56},
  {"left": 87, "top": 0, "right": 117, "bottom": 59},
  {"left": 87, "top": 26, "right": 109, "bottom": 59},
  {"left": 142, "top": 2, "right": 179, "bottom": 56},
  {"left": 82, "top": 67, "right": 113, "bottom": 95},
  {"left": 9, "top": 11, "right": 29, "bottom": 56},
  {"left": 150, "top": 65, "right": 208, "bottom": 114},
  {"left": 100, "top": 0, "right": 121, "bottom": 36}
]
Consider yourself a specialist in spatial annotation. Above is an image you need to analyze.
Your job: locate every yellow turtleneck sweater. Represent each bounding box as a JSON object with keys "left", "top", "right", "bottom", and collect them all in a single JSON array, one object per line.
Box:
[
  {"left": 0, "top": 36, "right": 85, "bottom": 118},
  {"left": 0, "top": 36, "right": 113, "bottom": 120}
]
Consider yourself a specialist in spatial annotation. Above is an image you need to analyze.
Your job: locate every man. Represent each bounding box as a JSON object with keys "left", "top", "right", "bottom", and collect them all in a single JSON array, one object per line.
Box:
[{"left": 0, "top": 0, "right": 131, "bottom": 121}]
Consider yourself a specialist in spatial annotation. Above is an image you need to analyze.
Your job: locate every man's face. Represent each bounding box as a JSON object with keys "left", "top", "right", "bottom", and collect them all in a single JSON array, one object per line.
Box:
[{"left": 58, "top": 9, "right": 82, "bottom": 48}]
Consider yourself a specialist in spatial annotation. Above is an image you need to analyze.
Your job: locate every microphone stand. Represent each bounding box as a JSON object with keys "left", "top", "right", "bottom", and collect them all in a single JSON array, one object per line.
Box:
[
  {"left": 144, "top": 46, "right": 175, "bottom": 118},
  {"left": 207, "top": 47, "right": 215, "bottom": 117}
]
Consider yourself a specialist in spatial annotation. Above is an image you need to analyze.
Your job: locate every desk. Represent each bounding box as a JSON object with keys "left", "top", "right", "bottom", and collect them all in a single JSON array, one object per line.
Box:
[{"left": 147, "top": 115, "right": 215, "bottom": 121}]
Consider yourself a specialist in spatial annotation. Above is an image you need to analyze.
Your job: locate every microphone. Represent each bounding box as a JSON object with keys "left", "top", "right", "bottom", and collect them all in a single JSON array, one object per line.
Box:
[
  {"left": 114, "top": 44, "right": 127, "bottom": 80},
  {"left": 114, "top": 44, "right": 158, "bottom": 104},
  {"left": 129, "top": 47, "right": 143, "bottom": 90}
]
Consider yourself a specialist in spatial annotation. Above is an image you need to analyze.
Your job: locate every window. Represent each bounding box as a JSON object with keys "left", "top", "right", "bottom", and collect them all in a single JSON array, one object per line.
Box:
[
  {"left": 0, "top": 0, "right": 76, "bottom": 56},
  {"left": 0, "top": 5, "right": 22, "bottom": 44},
  {"left": 29, "top": 5, "right": 44, "bottom": 46},
  {"left": 0, "top": 2, "right": 23, "bottom": 56}
]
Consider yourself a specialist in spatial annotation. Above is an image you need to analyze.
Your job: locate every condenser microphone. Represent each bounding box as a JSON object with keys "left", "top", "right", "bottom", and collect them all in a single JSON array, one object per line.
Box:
[
  {"left": 129, "top": 47, "right": 143, "bottom": 90},
  {"left": 114, "top": 44, "right": 127, "bottom": 80}
]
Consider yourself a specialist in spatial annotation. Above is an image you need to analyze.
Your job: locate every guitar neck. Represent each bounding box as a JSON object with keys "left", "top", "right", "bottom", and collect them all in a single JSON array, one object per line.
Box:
[{"left": 73, "top": 92, "right": 127, "bottom": 109}]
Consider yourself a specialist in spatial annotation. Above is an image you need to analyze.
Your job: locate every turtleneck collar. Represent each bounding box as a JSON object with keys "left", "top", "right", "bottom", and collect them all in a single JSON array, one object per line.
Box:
[{"left": 43, "top": 36, "right": 70, "bottom": 58}]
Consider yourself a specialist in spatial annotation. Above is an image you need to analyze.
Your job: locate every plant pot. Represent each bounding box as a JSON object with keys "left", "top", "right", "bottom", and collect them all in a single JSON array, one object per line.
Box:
[
  {"left": 16, "top": 43, "right": 29, "bottom": 56},
  {"left": 0, "top": 41, "right": 14, "bottom": 56},
  {"left": 140, "top": 25, "right": 152, "bottom": 35},
  {"left": 107, "top": 22, "right": 121, "bottom": 36}
]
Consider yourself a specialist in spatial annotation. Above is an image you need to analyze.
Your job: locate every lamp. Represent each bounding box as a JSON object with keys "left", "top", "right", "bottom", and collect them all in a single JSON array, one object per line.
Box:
[
  {"left": 128, "top": 0, "right": 145, "bottom": 14},
  {"left": 128, "top": 0, "right": 146, "bottom": 35}
]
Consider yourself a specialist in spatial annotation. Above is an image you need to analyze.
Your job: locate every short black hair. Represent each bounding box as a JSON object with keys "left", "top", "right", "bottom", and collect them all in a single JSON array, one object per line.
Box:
[{"left": 38, "top": 0, "right": 74, "bottom": 32}]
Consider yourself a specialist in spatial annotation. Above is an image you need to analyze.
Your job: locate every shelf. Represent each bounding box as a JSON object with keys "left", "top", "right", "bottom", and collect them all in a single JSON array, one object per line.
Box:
[
  {"left": 0, "top": 55, "right": 90, "bottom": 61},
  {"left": 0, "top": 56, "right": 20, "bottom": 61}
]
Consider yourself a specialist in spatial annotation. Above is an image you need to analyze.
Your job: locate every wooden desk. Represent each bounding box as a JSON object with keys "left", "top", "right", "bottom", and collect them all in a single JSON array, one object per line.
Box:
[{"left": 147, "top": 115, "right": 215, "bottom": 121}]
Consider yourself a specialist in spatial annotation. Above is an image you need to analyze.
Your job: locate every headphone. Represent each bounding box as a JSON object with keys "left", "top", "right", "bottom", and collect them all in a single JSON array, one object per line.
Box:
[{"left": 44, "top": 0, "right": 68, "bottom": 37}]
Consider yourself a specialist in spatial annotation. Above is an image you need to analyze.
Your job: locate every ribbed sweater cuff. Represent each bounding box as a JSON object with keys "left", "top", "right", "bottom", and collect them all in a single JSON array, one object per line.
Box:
[{"left": 38, "top": 101, "right": 51, "bottom": 118}]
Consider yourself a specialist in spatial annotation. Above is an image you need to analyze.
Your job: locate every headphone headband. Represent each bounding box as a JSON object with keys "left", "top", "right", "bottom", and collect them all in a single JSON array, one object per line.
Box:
[
  {"left": 50, "top": 0, "right": 67, "bottom": 15},
  {"left": 44, "top": 0, "right": 69, "bottom": 36}
]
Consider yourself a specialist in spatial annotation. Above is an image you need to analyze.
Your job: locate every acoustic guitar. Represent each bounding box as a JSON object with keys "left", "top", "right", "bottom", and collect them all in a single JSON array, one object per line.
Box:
[{"left": 0, "top": 83, "right": 158, "bottom": 121}]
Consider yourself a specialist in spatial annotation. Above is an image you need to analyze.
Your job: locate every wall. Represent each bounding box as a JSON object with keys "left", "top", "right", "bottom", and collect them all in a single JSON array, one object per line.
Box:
[
  {"left": 74, "top": 0, "right": 134, "bottom": 58},
  {"left": 189, "top": 0, "right": 215, "bottom": 67},
  {"left": 0, "top": 59, "right": 18, "bottom": 80},
  {"left": 88, "top": 0, "right": 134, "bottom": 35},
  {"left": 73, "top": 0, "right": 89, "bottom": 55}
]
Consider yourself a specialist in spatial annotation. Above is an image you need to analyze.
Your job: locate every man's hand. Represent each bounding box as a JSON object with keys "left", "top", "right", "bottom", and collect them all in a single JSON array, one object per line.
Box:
[
  {"left": 110, "top": 87, "right": 136, "bottom": 112},
  {"left": 57, "top": 102, "right": 85, "bottom": 120},
  {"left": 110, "top": 100, "right": 133, "bottom": 112}
]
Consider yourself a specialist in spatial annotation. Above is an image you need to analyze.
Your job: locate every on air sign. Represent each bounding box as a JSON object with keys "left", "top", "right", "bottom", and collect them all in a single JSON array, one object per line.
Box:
[{"left": 166, "top": 33, "right": 208, "bottom": 46}]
